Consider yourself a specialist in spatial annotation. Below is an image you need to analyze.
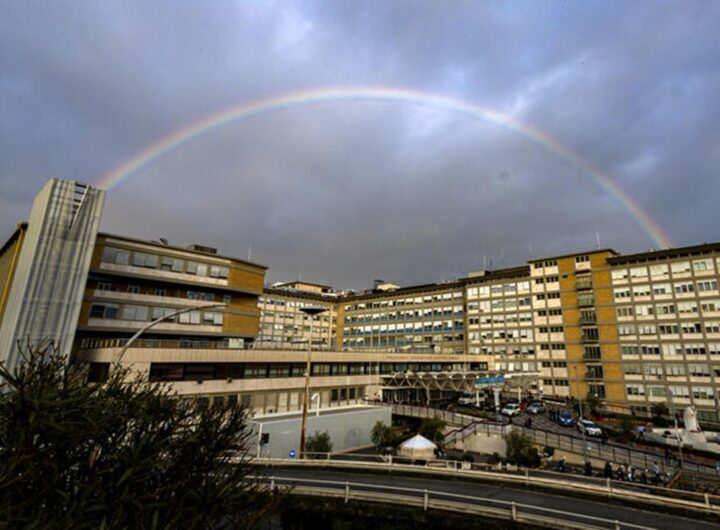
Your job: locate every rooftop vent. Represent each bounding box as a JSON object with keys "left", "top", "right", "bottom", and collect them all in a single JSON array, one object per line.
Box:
[{"left": 188, "top": 244, "right": 217, "bottom": 255}]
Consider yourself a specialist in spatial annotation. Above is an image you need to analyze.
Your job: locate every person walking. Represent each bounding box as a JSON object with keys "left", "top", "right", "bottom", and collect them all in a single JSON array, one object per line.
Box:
[
  {"left": 584, "top": 460, "right": 592, "bottom": 476},
  {"left": 603, "top": 462, "right": 612, "bottom": 479}
]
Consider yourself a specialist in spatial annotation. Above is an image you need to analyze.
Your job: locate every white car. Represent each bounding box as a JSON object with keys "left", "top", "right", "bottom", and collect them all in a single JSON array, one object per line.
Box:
[
  {"left": 501, "top": 403, "right": 522, "bottom": 416},
  {"left": 577, "top": 419, "right": 603, "bottom": 437}
]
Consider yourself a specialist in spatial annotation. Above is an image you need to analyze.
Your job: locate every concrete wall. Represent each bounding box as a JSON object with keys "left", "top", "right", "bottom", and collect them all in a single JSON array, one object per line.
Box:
[{"left": 251, "top": 405, "right": 391, "bottom": 457}]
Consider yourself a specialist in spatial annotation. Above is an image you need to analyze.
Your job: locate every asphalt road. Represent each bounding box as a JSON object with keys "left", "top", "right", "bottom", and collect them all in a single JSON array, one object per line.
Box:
[{"left": 260, "top": 468, "right": 718, "bottom": 530}]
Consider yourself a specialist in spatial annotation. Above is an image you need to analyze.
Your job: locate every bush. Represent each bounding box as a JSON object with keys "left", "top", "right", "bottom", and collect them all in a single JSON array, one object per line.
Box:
[
  {"left": 371, "top": 420, "right": 400, "bottom": 453},
  {"left": 505, "top": 431, "right": 541, "bottom": 468},
  {"left": 306, "top": 430, "right": 333, "bottom": 456},
  {"left": 419, "top": 417, "right": 447, "bottom": 445},
  {"left": 0, "top": 343, "right": 277, "bottom": 529}
]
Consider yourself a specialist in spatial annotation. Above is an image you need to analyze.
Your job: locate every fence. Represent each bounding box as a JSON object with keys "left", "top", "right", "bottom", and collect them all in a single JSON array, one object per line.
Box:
[
  {"left": 250, "top": 455, "right": 720, "bottom": 513},
  {"left": 385, "top": 402, "right": 719, "bottom": 478},
  {"left": 256, "top": 475, "right": 662, "bottom": 530}
]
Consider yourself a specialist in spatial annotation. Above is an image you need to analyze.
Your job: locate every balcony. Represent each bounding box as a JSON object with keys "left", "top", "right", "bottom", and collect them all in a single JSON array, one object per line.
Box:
[
  {"left": 575, "top": 278, "right": 593, "bottom": 290},
  {"left": 580, "top": 334, "right": 599, "bottom": 343},
  {"left": 577, "top": 296, "right": 595, "bottom": 307},
  {"left": 583, "top": 352, "right": 601, "bottom": 361},
  {"left": 578, "top": 315, "right": 597, "bottom": 325}
]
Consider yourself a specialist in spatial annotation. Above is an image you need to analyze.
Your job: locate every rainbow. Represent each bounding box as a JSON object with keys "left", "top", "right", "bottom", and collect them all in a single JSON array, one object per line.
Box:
[{"left": 96, "top": 86, "right": 673, "bottom": 248}]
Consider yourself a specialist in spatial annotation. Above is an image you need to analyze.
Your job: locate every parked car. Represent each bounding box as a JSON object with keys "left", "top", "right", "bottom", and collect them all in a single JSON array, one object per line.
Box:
[
  {"left": 557, "top": 411, "right": 574, "bottom": 427},
  {"left": 458, "top": 392, "right": 478, "bottom": 407},
  {"left": 577, "top": 418, "right": 603, "bottom": 437},
  {"left": 526, "top": 401, "right": 545, "bottom": 415},
  {"left": 501, "top": 403, "right": 522, "bottom": 416}
]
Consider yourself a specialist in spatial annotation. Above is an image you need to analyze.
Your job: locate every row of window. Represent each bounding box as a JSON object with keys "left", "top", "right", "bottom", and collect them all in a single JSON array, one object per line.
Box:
[
  {"left": 102, "top": 246, "right": 230, "bottom": 279},
  {"left": 344, "top": 292, "right": 463, "bottom": 311},
  {"left": 624, "top": 363, "right": 719, "bottom": 377},
  {"left": 90, "top": 303, "right": 224, "bottom": 326},
  {"left": 614, "top": 281, "right": 719, "bottom": 299},
  {"left": 620, "top": 343, "right": 720, "bottom": 357},
  {"left": 611, "top": 258, "right": 718, "bottom": 282},
  {"left": 626, "top": 384, "right": 717, "bottom": 399},
  {"left": 617, "top": 322, "right": 719, "bottom": 336},
  {"left": 344, "top": 307, "right": 464, "bottom": 323}
]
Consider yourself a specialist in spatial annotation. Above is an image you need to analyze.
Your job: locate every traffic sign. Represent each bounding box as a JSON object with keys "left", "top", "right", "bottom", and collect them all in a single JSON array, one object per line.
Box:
[{"left": 289, "top": 450, "right": 296, "bottom": 459}]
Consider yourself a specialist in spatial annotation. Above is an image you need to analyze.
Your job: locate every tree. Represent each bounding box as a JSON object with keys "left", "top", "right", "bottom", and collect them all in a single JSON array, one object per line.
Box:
[
  {"left": 370, "top": 420, "right": 398, "bottom": 453},
  {"left": 651, "top": 403, "right": 669, "bottom": 420},
  {"left": 505, "top": 431, "right": 541, "bottom": 468},
  {"left": 0, "top": 342, "right": 277, "bottom": 530},
  {"left": 419, "top": 417, "right": 447, "bottom": 445},
  {"left": 585, "top": 393, "right": 601, "bottom": 417},
  {"left": 306, "top": 430, "right": 333, "bottom": 456}
]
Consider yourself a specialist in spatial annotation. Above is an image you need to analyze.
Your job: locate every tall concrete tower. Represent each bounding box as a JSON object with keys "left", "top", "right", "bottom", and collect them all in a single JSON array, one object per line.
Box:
[{"left": 0, "top": 179, "right": 105, "bottom": 372}]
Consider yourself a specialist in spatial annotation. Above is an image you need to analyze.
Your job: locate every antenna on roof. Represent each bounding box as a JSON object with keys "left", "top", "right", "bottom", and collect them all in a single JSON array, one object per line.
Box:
[
  {"left": 595, "top": 232, "right": 601, "bottom": 249},
  {"left": 159, "top": 237, "right": 169, "bottom": 245},
  {"left": 247, "top": 243, "right": 252, "bottom": 261}
]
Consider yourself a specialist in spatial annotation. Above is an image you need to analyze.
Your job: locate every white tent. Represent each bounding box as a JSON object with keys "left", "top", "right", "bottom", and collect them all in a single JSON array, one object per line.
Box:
[{"left": 398, "top": 434, "right": 437, "bottom": 460}]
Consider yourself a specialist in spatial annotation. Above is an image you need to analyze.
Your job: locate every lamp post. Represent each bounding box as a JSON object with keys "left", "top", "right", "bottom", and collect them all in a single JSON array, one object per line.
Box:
[
  {"left": 573, "top": 366, "right": 588, "bottom": 461},
  {"left": 299, "top": 306, "right": 327, "bottom": 459},
  {"left": 114, "top": 302, "right": 226, "bottom": 368},
  {"left": 667, "top": 388, "right": 684, "bottom": 484}
]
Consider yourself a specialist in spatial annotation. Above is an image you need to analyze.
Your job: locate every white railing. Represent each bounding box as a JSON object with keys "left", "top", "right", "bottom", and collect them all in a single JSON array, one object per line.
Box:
[
  {"left": 251, "top": 454, "right": 720, "bottom": 513},
  {"left": 253, "top": 474, "right": 664, "bottom": 530}
]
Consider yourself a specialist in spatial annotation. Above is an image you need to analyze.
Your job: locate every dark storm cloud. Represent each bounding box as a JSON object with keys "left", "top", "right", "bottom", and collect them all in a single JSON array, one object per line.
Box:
[{"left": 2, "top": 1, "right": 719, "bottom": 289}]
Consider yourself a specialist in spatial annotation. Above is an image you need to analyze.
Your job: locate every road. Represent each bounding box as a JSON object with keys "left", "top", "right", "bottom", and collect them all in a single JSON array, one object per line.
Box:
[{"left": 259, "top": 468, "right": 717, "bottom": 530}]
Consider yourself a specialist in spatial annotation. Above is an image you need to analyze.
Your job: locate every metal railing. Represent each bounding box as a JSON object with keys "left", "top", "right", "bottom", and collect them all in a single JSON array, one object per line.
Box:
[
  {"left": 251, "top": 453, "right": 720, "bottom": 512},
  {"left": 517, "top": 425, "right": 720, "bottom": 478},
  {"left": 256, "top": 475, "right": 662, "bottom": 529},
  {"left": 383, "top": 402, "right": 720, "bottom": 478}
]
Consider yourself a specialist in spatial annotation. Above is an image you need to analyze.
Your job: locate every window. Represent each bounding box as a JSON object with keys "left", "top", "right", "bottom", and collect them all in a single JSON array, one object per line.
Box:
[
  {"left": 179, "top": 311, "right": 201, "bottom": 325},
  {"left": 97, "top": 281, "right": 113, "bottom": 291},
  {"left": 101, "top": 247, "right": 130, "bottom": 265},
  {"left": 132, "top": 252, "right": 158, "bottom": 268},
  {"left": 697, "top": 280, "right": 718, "bottom": 292},
  {"left": 127, "top": 284, "right": 141, "bottom": 294},
  {"left": 692, "top": 259, "right": 711, "bottom": 272},
  {"left": 575, "top": 255, "right": 590, "bottom": 263},
  {"left": 630, "top": 267, "right": 647, "bottom": 279},
  {"left": 624, "top": 364, "right": 642, "bottom": 375},
  {"left": 666, "top": 364, "right": 686, "bottom": 376},
  {"left": 151, "top": 307, "right": 175, "bottom": 321},
  {"left": 160, "top": 256, "right": 183, "bottom": 272},
  {"left": 611, "top": 269, "right": 628, "bottom": 281},
  {"left": 670, "top": 261, "right": 691, "bottom": 275},
  {"left": 90, "top": 304, "right": 118, "bottom": 319},
  {"left": 674, "top": 282, "right": 695, "bottom": 294},
  {"left": 626, "top": 384, "right": 645, "bottom": 396},
  {"left": 121, "top": 305, "right": 149, "bottom": 321},
  {"left": 650, "top": 264, "right": 669, "bottom": 278},
  {"left": 209, "top": 265, "right": 229, "bottom": 278}
]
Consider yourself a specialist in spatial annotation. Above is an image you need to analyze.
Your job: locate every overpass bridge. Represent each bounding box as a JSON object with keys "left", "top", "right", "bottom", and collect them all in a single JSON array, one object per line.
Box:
[{"left": 252, "top": 458, "right": 719, "bottom": 529}]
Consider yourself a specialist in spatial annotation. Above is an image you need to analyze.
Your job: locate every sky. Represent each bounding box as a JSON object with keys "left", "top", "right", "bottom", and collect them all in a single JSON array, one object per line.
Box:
[{"left": 1, "top": 1, "right": 719, "bottom": 290}]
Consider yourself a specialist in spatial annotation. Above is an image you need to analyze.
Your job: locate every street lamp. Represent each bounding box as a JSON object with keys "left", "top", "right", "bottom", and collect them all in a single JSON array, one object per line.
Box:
[
  {"left": 298, "top": 306, "right": 327, "bottom": 459},
  {"left": 573, "top": 366, "right": 588, "bottom": 462}
]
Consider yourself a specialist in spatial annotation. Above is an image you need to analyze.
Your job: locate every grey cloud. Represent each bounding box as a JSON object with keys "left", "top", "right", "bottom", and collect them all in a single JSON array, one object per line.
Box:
[{"left": 1, "top": 0, "right": 719, "bottom": 290}]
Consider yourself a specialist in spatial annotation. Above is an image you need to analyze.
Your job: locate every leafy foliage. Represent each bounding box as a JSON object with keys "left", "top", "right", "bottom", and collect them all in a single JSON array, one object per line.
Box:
[
  {"left": 505, "top": 431, "right": 540, "bottom": 468},
  {"left": 651, "top": 402, "right": 669, "bottom": 420},
  {"left": 370, "top": 421, "right": 400, "bottom": 453},
  {"left": 418, "top": 417, "right": 446, "bottom": 445},
  {"left": 0, "top": 343, "right": 277, "bottom": 530},
  {"left": 584, "top": 393, "right": 601, "bottom": 417},
  {"left": 306, "top": 430, "right": 333, "bottom": 455}
]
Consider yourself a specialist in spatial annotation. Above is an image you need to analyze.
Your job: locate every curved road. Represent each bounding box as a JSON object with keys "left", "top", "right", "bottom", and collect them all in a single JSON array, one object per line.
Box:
[{"left": 260, "top": 468, "right": 717, "bottom": 529}]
